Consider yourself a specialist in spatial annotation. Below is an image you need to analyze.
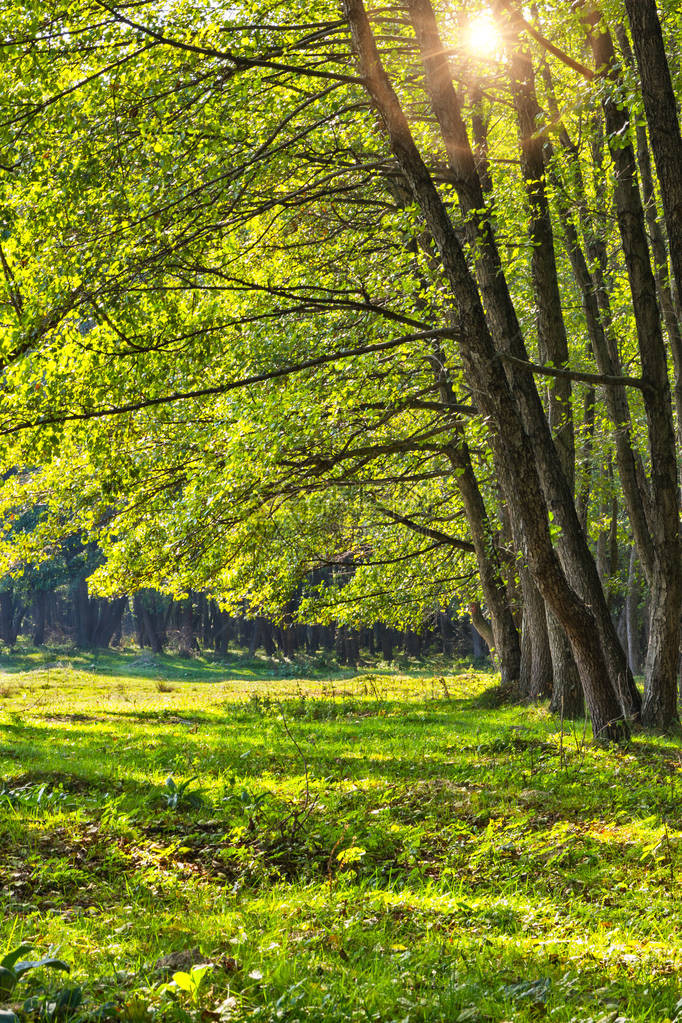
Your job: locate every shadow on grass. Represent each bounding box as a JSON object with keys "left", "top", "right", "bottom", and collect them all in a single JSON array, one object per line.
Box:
[
  {"left": 0, "top": 643, "right": 498, "bottom": 686},
  {"left": 0, "top": 646, "right": 305, "bottom": 682}
]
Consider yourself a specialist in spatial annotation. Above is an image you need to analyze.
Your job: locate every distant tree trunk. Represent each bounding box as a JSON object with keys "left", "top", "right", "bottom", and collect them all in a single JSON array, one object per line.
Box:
[
  {"left": 238, "top": 612, "right": 250, "bottom": 647},
  {"left": 379, "top": 624, "right": 393, "bottom": 662},
  {"left": 178, "top": 593, "right": 195, "bottom": 656},
  {"left": 134, "top": 597, "right": 145, "bottom": 647},
  {"left": 0, "top": 588, "right": 24, "bottom": 646},
  {"left": 306, "top": 625, "right": 319, "bottom": 655},
  {"left": 347, "top": 629, "right": 360, "bottom": 664},
  {"left": 626, "top": 547, "right": 643, "bottom": 676},
  {"left": 214, "top": 608, "right": 230, "bottom": 655},
  {"left": 248, "top": 618, "right": 260, "bottom": 657},
  {"left": 72, "top": 577, "right": 94, "bottom": 648},
  {"left": 133, "top": 591, "right": 165, "bottom": 653},
  {"left": 335, "top": 625, "right": 349, "bottom": 664},
  {"left": 438, "top": 613, "right": 455, "bottom": 657},
  {"left": 92, "top": 597, "right": 127, "bottom": 648},
  {"left": 31, "top": 590, "right": 48, "bottom": 646}
]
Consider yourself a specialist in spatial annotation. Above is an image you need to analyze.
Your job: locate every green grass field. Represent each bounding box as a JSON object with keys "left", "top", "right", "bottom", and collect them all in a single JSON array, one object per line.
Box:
[{"left": 2, "top": 648, "right": 682, "bottom": 1022}]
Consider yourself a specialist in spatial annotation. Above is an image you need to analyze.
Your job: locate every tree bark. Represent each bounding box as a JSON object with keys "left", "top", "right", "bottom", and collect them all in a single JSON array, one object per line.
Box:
[
  {"left": 588, "top": 17, "right": 681, "bottom": 728},
  {"left": 506, "top": 22, "right": 574, "bottom": 488},
  {"left": 406, "top": 0, "right": 636, "bottom": 724},
  {"left": 345, "top": 0, "right": 628, "bottom": 740},
  {"left": 443, "top": 439, "right": 521, "bottom": 687},
  {"left": 623, "top": 0, "right": 682, "bottom": 314},
  {"left": 616, "top": 24, "right": 682, "bottom": 452},
  {"left": 547, "top": 611, "right": 584, "bottom": 719},
  {"left": 519, "top": 568, "right": 552, "bottom": 701}
]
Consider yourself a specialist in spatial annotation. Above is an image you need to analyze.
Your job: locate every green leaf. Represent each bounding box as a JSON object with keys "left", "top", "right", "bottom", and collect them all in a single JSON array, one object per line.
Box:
[
  {"left": 0, "top": 966, "right": 17, "bottom": 997},
  {"left": 1, "top": 944, "right": 33, "bottom": 970},
  {"left": 171, "top": 971, "right": 193, "bottom": 992},
  {"left": 14, "top": 957, "right": 70, "bottom": 979}
]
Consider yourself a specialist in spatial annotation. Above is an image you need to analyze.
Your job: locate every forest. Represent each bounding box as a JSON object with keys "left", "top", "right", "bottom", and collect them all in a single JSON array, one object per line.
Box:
[{"left": 2, "top": 0, "right": 682, "bottom": 1020}]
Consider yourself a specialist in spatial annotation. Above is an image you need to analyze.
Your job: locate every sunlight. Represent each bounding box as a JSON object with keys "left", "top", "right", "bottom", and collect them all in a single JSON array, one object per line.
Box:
[{"left": 466, "top": 12, "right": 502, "bottom": 58}]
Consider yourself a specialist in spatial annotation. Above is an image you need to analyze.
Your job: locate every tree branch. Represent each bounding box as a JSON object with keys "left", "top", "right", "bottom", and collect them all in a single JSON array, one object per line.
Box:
[
  {"left": 498, "top": 353, "right": 650, "bottom": 392},
  {"left": 496, "top": 1, "right": 594, "bottom": 81},
  {"left": 92, "top": 1, "right": 362, "bottom": 85},
  {"left": 0, "top": 328, "right": 457, "bottom": 437},
  {"left": 373, "top": 502, "right": 475, "bottom": 552}
]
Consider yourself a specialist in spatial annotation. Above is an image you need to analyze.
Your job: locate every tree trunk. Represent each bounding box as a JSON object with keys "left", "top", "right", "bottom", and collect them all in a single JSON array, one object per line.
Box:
[
  {"left": 617, "top": 25, "right": 682, "bottom": 453},
  {"left": 469, "top": 601, "right": 493, "bottom": 651},
  {"left": 380, "top": 624, "right": 393, "bottom": 661},
  {"left": 178, "top": 593, "right": 195, "bottom": 656},
  {"left": 133, "top": 591, "right": 165, "bottom": 653},
  {"left": 345, "top": 0, "right": 628, "bottom": 739},
  {"left": 506, "top": 22, "right": 575, "bottom": 488},
  {"left": 519, "top": 568, "right": 552, "bottom": 701},
  {"left": 214, "top": 609, "right": 230, "bottom": 655},
  {"left": 624, "top": 0, "right": 682, "bottom": 315},
  {"left": 547, "top": 612, "right": 584, "bottom": 720},
  {"left": 444, "top": 436, "right": 521, "bottom": 686},
  {"left": 72, "top": 577, "right": 94, "bottom": 647},
  {"left": 588, "top": 18, "right": 681, "bottom": 728},
  {"left": 402, "top": 0, "right": 633, "bottom": 728},
  {"left": 93, "top": 597, "right": 127, "bottom": 649},
  {"left": 31, "top": 590, "right": 48, "bottom": 646}
]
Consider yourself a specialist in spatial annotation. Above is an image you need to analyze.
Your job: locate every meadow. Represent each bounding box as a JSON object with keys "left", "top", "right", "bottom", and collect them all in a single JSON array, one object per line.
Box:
[{"left": 1, "top": 648, "right": 682, "bottom": 1022}]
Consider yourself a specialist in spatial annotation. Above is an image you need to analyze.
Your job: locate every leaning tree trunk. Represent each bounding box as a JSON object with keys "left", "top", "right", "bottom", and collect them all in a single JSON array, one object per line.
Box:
[
  {"left": 588, "top": 18, "right": 682, "bottom": 728},
  {"left": 345, "top": 0, "right": 629, "bottom": 739},
  {"left": 444, "top": 437, "right": 521, "bottom": 687},
  {"left": 504, "top": 29, "right": 583, "bottom": 721},
  {"left": 624, "top": 0, "right": 682, "bottom": 315},
  {"left": 469, "top": 602, "right": 494, "bottom": 657},
  {"left": 404, "top": 0, "right": 634, "bottom": 725},
  {"left": 394, "top": 205, "right": 522, "bottom": 689}
]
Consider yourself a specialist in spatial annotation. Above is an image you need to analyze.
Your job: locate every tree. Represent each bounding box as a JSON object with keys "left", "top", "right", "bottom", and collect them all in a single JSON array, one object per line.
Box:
[{"left": 0, "top": 1, "right": 681, "bottom": 736}]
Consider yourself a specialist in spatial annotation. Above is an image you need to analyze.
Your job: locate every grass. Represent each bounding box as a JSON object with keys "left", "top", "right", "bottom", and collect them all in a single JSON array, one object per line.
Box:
[{"left": 1, "top": 647, "right": 682, "bottom": 1022}]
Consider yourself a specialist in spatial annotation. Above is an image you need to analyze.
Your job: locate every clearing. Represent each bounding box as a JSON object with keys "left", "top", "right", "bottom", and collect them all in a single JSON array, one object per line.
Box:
[{"left": 1, "top": 649, "right": 682, "bottom": 1022}]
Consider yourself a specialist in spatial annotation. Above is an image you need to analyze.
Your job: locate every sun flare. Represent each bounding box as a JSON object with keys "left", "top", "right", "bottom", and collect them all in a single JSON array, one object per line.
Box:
[{"left": 466, "top": 12, "right": 502, "bottom": 58}]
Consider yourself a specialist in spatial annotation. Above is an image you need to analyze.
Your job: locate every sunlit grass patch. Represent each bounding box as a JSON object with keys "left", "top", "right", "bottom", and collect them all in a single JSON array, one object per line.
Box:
[{"left": 1, "top": 650, "right": 682, "bottom": 1021}]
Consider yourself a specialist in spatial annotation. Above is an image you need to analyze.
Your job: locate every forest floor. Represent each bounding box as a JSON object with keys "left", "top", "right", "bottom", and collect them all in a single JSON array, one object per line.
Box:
[{"left": 1, "top": 648, "right": 682, "bottom": 1022}]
